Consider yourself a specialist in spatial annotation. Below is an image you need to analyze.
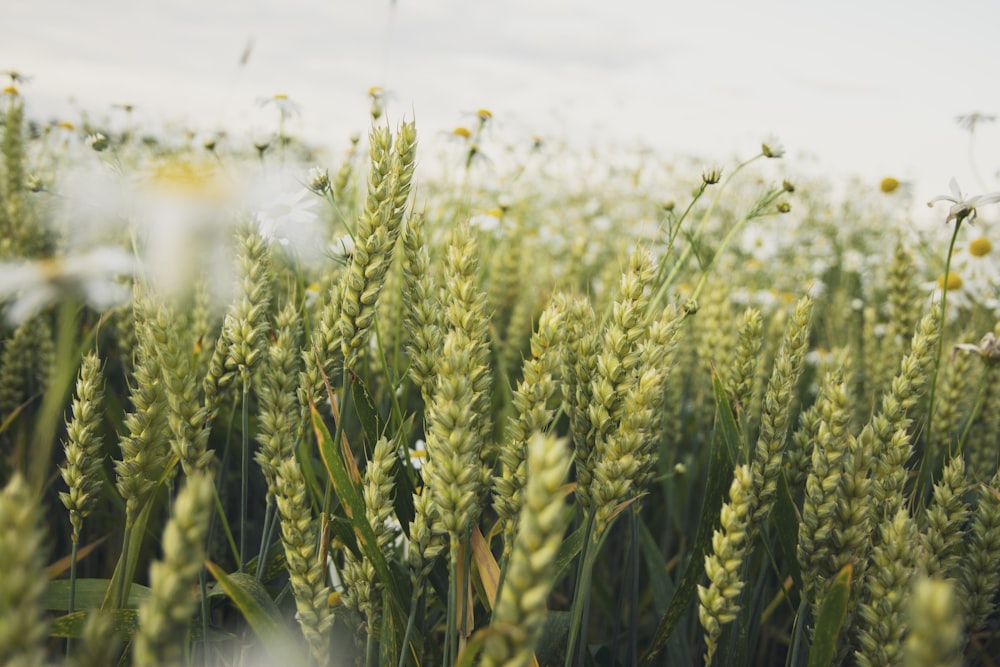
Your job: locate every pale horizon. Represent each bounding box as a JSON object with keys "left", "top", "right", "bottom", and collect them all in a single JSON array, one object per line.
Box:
[{"left": 5, "top": 0, "right": 1000, "bottom": 210}]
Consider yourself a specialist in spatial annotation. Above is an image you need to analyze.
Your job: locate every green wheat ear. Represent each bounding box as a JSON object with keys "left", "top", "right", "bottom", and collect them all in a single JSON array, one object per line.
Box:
[
  {"left": 0, "top": 474, "right": 48, "bottom": 667},
  {"left": 902, "top": 578, "right": 963, "bottom": 667},
  {"left": 59, "top": 350, "right": 106, "bottom": 543},
  {"left": 134, "top": 473, "right": 214, "bottom": 667},
  {"left": 483, "top": 432, "right": 572, "bottom": 667},
  {"left": 274, "top": 457, "right": 333, "bottom": 663}
]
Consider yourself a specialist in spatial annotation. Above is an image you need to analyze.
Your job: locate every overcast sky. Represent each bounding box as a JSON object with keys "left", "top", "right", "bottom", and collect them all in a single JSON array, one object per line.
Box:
[{"left": 5, "top": 0, "right": 1000, "bottom": 201}]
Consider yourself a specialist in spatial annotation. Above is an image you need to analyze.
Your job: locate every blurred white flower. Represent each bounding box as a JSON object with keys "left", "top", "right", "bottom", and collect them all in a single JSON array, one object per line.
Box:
[
  {"left": 927, "top": 178, "right": 1000, "bottom": 226},
  {"left": 956, "top": 112, "right": 996, "bottom": 133},
  {"left": 307, "top": 166, "right": 331, "bottom": 195},
  {"left": 954, "top": 331, "right": 1000, "bottom": 362},
  {"left": 925, "top": 270, "right": 973, "bottom": 320},
  {"left": 408, "top": 438, "right": 427, "bottom": 471},
  {"left": 469, "top": 211, "right": 501, "bottom": 233},
  {"left": 254, "top": 187, "right": 316, "bottom": 243},
  {"left": 326, "top": 555, "right": 343, "bottom": 594},
  {"left": 258, "top": 93, "right": 301, "bottom": 120},
  {"left": 331, "top": 234, "right": 355, "bottom": 258},
  {"left": 247, "top": 174, "right": 326, "bottom": 268},
  {"left": 0, "top": 246, "right": 137, "bottom": 324},
  {"left": 86, "top": 132, "right": 108, "bottom": 152},
  {"left": 134, "top": 158, "right": 236, "bottom": 305},
  {"left": 955, "top": 235, "right": 999, "bottom": 298},
  {"left": 762, "top": 137, "right": 785, "bottom": 159}
]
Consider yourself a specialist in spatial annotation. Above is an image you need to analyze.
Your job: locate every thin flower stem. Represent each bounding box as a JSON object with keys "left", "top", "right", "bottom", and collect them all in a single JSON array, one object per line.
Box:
[
  {"left": 211, "top": 481, "right": 240, "bottom": 564},
  {"left": 629, "top": 511, "right": 640, "bottom": 666},
  {"left": 398, "top": 580, "right": 423, "bottom": 667},
  {"left": 652, "top": 183, "right": 708, "bottom": 290},
  {"left": 956, "top": 363, "right": 991, "bottom": 456},
  {"left": 239, "top": 377, "right": 250, "bottom": 572},
  {"left": 113, "top": 524, "right": 133, "bottom": 609},
  {"left": 366, "top": 629, "right": 376, "bottom": 667},
  {"left": 650, "top": 153, "right": 765, "bottom": 312},
  {"left": 914, "top": 220, "right": 962, "bottom": 505},
  {"left": 255, "top": 499, "right": 275, "bottom": 582},
  {"left": 199, "top": 570, "right": 210, "bottom": 667},
  {"left": 445, "top": 536, "right": 459, "bottom": 667},
  {"left": 66, "top": 537, "right": 79, "bottom": 657}
]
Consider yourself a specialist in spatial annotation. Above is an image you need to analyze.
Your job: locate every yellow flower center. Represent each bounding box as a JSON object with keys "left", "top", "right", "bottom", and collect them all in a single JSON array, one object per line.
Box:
[
  {"left": 38, "top": 257, "right": 66, "bottom": 282},
  {"left": 880, "top": 177, "right": 900, "bottom": 194},
  {"left": 368, "top": 86, "right": 382, "bottom": 98},
  {"left": 937, "top": 272, "right": 963, "bottom": 290},
  {"left": 2, "top": 85, "right": 18, "bottom": 95},
  {"left": 452, "top": 126, "right": 471, "bottom": 139},
  {"left": 147, "top": 157, "right": 226, "bottom": 201},
  {"left": 969, "top": 236, "right": 993, "bottom": 257},
  {"left": 477, "top": 109, "right": 493, "bottom": 121},
  {"left": 57, "top": 120, "right": 75, "bottom": 131},
  {"left": 272, "top": 93, "right": 288, "bottom": 100}
]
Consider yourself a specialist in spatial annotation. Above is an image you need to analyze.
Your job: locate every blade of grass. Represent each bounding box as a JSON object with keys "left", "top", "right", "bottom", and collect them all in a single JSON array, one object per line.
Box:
[
  {"left": 44, "top": 579, "right": 151, "bottom": 610},
  {"left": 311, "top": 403, "right": 408, "bottom": 626},
  {"left": 640, "top": 373, "right": 737, "bottom": 666},
  {"left": 349, "top": 370, "right": 381, "bottom": 444},
  {"left": 806, "top": 564, "right": 852, "bottom": 667},
  {"left": 205, "top": 561, "right": 303, "bottom": 661},
  {"left": 772, "top": 471, "right": 803, "bottom": 596}
]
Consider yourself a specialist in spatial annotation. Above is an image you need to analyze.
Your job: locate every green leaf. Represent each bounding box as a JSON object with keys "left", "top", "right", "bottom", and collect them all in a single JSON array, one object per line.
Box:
[
  {"left": 638, "top": 518, "right": 673, "bottom": 615},
  {"left": 242, "top": 542, "right": 288, "bottom": 583},
  {"left": 205, "top": 561, "right": 303, "bottom": 660},
  {"left": 773, "top": 471, "right": 803, "bottom": 597},
  {"left": 103, "top": 486, "right": 160, "bottom": 609},
  {"left": 50, "top": 609, "right": 139, "bottom": 639},
  {"left": 553, "top": 523, "right": 586, "bottom": 586},
  {"left": 807, "top": 564, "right": 852, "bottom": 667},
  {"left": 350, "top": 370, "right": 381, "bottom": 445},
  {"left": 49, "top": 609, "right": 230, "bottom": 641},
  {"left": 536, "top": 611, "right": 572, "bottom": 666},
  {"left": 392, "top": 415, "right": 417, "bottom": 533},
  {"left": 640, "top": 372, "right": 736, "bottom": 667},
  {"left": 454, "top": 628, "right": 490, "bottom": 667},
  {"left": 43, "top": 579, "right": 151, "bottom": 611},
  {"left": 327, "top": 514, "right": 360, "bottom": 558},
  {"left": 311, "top": 405, "right": 408, "bottom": 628},
  {"left": 712, "top": 369, "right": 742, "bottom": 466}
]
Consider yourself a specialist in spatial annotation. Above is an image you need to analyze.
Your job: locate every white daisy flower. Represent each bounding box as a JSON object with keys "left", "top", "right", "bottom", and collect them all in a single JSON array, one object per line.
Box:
[
  {"left": 925, "top": 270, "right": 973, "bottom": 321},
  {"left": 762, "top": 137, "right": 785, "bottom": 159},
  {"left": 326, "top": 555, "right": 344, "bottom": 594},
  {"left": 247, "top": 175, "right": 326, "bottom": 268},
  {"left": 85, "top": 132, "right": 108, "bottom": 152},
  {"left": 408, "top": 438, "right": 427, "bottom": 471},
  {"left": 307, "top": 166, "right": 331, "bottom": 195},
  {"left": 468, "top": 211, "right": 501, "bottom": 233},
  {"left": 953, "top": 235, "right": 1000, "bottom": 306},
  {"left": 954, "top": 331, "right": 1000, "bottom": 362},
  {"left": 258, "top": 93, "right": 301, "bottom": 120},
  {"left": 0, "top": 246, "right": 138, "bottom": 324},
  {"left": 331, "top": 234, "right": 355, "bottom": 258},
  {"left": 927, "top": 178, "right": 1000, "bottom": 226}
]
